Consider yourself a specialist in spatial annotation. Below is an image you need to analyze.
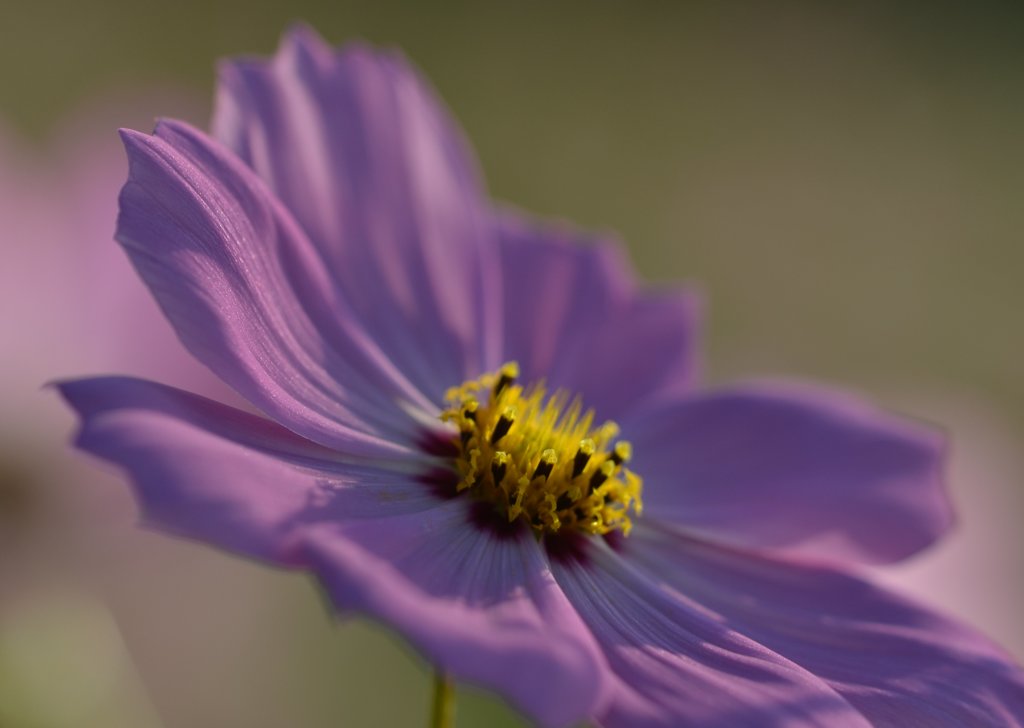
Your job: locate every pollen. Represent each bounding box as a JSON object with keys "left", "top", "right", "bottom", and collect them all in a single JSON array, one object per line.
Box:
[{"left": 440, "top": 362, "right": 643, "bottom": 536}]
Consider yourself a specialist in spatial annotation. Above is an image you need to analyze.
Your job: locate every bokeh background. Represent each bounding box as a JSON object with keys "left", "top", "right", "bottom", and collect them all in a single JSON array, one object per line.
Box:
[{"left": 1, "top": 2, "right": 1022, "bottom": 726}]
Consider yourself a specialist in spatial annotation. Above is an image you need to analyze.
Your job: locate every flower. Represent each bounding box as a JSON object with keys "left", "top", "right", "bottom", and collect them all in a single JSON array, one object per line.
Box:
[
  {"left": 1, "top": 99, "right": 231, "bottom": 456},
  {"left": 0, "top": 101, "right": 279, "bottom": 728},
  {"left": 0, "top": 97, "right": 233, "bottom": 529},
  {"left": 57, "top": 26, "right": 1024, "bottom": 727}
]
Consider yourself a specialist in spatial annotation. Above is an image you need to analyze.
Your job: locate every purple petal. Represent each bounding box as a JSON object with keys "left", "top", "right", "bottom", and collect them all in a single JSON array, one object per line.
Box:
[
  {"left": 497, "top": 210, "right": 701, "bottom": 422},
  {"left": 57, "top": 376, "right": 442, "bottom": 561},
  {"left": 118, "top": 119, "right": 439, "bottom": 458},
  {"left": 213, "top": 25, "right": 502, "bottom": 401},
  {"left": 549, "top": 539, "right": 867, "bottom": 727},
  {"left": 624, "top": 382, "right": 951, "bottom": 564},
  {"left": 623, "top": 525, "right": 1024, "bottom": 726},
  {"left": 295, "top": 504, "right": 610, "bottom": 728}
]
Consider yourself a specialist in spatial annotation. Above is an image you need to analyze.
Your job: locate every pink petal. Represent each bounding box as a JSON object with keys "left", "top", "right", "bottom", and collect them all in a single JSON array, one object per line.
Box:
[
  {"left": 118, "top": 120, "right": 437, "bottom": 457},
  {"left": 497, "top": 209, "right": 701, "bottom": 421},
  {"left": 624, "top": 382, "right": 950, "bottom": 564},
  {"left": 549, "top": 538, "right": 867, "bottom": 727},
  {"left": 622, "top": 524, "right": 1024, "bottom": 726},
  {"left": 213, "top": 25, "right": 502, "bottom": 401},
  {"left": 295, "top": 503, "right": 610, "bottom": 728},
  {"left": 58, "top": 377, "right": 442, "bottom": 561}
]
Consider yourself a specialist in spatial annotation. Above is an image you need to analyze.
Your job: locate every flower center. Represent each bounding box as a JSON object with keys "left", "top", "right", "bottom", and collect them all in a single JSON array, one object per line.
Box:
[{"left": 440, "top": 363, "right": 643, "bottom": 536}]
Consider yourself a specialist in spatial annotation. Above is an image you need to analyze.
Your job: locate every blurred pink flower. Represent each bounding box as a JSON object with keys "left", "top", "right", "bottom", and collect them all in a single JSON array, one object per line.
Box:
[
  {"left": 0, "top": 98, "right": 291, "bottom": 728},
  {"left": 0, "top": 99, "right": 230, "bottom": 457}
]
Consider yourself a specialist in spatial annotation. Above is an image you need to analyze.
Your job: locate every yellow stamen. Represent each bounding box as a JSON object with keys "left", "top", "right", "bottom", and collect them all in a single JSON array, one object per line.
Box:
[{"left": 440, "top": 362, "right": 643, "bottom": 536}]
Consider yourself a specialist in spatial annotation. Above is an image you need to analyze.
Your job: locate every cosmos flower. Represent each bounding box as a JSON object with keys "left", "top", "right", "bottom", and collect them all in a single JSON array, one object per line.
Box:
[{"left": 57, "top": 26, "right": 1024, "bottom": 727}]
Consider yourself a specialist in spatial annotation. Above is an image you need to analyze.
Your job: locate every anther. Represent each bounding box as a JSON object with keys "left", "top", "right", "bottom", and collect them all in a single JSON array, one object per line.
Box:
[
  {"left": 589, "top": 460, "right": 615, "bottom": 490},
  {"left": 533, "top": 449, "right": 557, "bottom": 480},
  {"left": 491, "top": 451, "right": 510, "bottom": 485},
  {"left": 494, "top": 362, "right": 519, "bottom": 396},
  {"left": 610, "top": 441, "right": 632, "bottom": 466},
  {"left": 597, "top": 421, "right": 620, "bottom": 441},
  {"left": 440, "top": 363, "right": 642, "bottom": 537},
  {"left": 572, "top": 439, "right": 595, "bottom": 479},
  {"left": 490, "top": 406, "right": 516, "bottom": 444}
]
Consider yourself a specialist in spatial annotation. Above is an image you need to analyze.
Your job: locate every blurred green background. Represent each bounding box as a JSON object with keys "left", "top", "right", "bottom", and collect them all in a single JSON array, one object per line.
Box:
[{"left": 1, "top": 1, "right": 1022, "bottom": 726}]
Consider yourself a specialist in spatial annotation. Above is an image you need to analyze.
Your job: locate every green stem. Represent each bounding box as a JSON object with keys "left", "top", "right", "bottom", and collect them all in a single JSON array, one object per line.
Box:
[{"left": 430, "top": 669, "right": 456, "bottom": 728}]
